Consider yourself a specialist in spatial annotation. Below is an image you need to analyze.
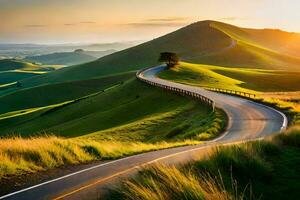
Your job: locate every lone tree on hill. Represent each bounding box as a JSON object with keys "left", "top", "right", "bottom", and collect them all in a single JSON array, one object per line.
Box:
[
  {"left": 158, "top": 52, "right": 179, "bottom": 68},
  {"left": 74, "top": 49, "right": 84, "bottom": 53}
]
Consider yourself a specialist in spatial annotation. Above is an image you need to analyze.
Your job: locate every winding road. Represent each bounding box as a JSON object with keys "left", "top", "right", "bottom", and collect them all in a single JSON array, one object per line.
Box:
[{"left": 0, "top": 66, "right": 287, "bottom": 200}]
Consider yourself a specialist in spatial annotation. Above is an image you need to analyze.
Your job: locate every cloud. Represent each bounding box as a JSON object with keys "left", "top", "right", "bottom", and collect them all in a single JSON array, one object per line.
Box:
[
  {"left": 80, "top": 21, "right": 96, "bottom": 24},
  {"left": 218, "top": 17, "right": 247, "bottom": 21},
  {"left": 24, "top": 24, "right": 47, "bottom": 28},
  {"left": 145, "top": 17, "right": 189, "bottom": 22},
  {"left": 64, "top": 23, "right": 76, "bottom": 26},
  {"left": 64, "top": 21, "right": 96, "bottom": 26},
  {"left": 126, "top": 22, "right": 187, "bottom": 28},
  {"left": 124, "top": 16, "right": 189, "bottom": 28}
]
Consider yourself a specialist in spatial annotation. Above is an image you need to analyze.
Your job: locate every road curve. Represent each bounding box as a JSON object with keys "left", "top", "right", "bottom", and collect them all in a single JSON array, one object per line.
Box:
[{"left": 0, "top": 66, "right": 287, "bottom": 200}]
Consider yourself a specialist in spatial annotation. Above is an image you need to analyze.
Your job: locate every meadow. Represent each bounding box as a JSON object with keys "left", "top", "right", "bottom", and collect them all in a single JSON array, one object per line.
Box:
[
  {"left": 260, "top": 92, "right": 300, "bottom": 125},
  {"left": 0, "top": 59, "right": 55, "bottom": 93},
  {"left": 159, "top": 62, "right": 300, "bottom": 93},
  {"left": 0, "top": 136, "right": 200, "bottom": 179},
  {"left": 0, "top": 79, "right": 226, "bottom": 179}
]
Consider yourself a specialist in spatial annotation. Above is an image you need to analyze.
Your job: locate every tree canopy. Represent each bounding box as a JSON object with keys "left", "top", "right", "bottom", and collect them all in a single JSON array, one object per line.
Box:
[{"left": 158, "top": 52, "right": 179, "bottom": 68}]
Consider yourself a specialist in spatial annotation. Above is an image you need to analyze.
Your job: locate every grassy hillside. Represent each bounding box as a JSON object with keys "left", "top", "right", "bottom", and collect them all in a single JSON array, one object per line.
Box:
[
  {"left": 190, "top": 22, "right": 300, "bottom": 70},
  {"left": 158, "top": 61, "right": 300, "bottom": 127},
  {"left": 16, "top": 20, "right": 300, "bottom": 90},
  {"left": 0, "top": 59, "right": 53, "bottom": 72},
  {"left": 0, "top": 79, "right": 227, "bottom": 179},
  {"left": 19, "top": 21, "right": 233, "bottom": 88},
  {"left": 0, "top": 59, "right": 55, "bottom": 88},
  {"left": 192, "top": 40, "right": 300, "bottom": 70},
  {"left": 159, "top": 62, "right": 300, "bottom": 92},
  {"left": 212, "top": 21, "right": 300, "bottom": 57},
  {"left": 0, "top": 79, "right": 225, "bottom": 139},
  {"left": 0, "top": 72, "right": 40, "bottom": 85},
  {"left": 0, "top": 72, "right": 133, "bottom": 114},
  {"left": 110, "top": 127, "right": 300, "bottom": 200}
]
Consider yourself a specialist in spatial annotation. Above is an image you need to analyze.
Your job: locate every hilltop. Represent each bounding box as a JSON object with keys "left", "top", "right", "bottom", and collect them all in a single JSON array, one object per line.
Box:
[{"left": 16, "top": 20, "right": 300, "bottom": 88}]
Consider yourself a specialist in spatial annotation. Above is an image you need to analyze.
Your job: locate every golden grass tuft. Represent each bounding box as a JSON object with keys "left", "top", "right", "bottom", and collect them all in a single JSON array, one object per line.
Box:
[
  {"left": 0, "top": 136, "right": 200, "bottom": 179},
  {"left": 115, "top": 127, "right": 300, "bottom": 200},
  {"left": 120, "top": 165, "right": 240, "bottom": 200}
]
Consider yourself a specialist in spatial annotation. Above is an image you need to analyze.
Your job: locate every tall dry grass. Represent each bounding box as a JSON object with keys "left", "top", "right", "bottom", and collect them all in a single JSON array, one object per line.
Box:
[
  {"left": 118, "top": 165, "right": 244, "bottom": 200},
  {"left": 260, "top": 92, "right": 300, "bottom": 124},
  {"left": 0, "top": 136, "right": 199, "bottom": 179},
  {"left": 113, "top": 127, "right": 300, "bottom": 200}
]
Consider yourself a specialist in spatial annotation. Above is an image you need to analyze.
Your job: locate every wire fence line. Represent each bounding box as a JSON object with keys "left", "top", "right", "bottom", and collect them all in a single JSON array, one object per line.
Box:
[
  {"left": 136, "top": 68, "right": 216, "bottom": 111},
  {"left": 203, "top": 87, "right": 256, "bottom": 98}
]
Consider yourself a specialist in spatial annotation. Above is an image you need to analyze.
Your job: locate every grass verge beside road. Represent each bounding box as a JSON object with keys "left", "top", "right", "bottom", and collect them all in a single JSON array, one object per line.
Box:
[
  {"left": 109, "top": 126, "right": 300, "bottom": 200},
  {"left": 0, "top": 137, "right": 199, "bottom": 179}
]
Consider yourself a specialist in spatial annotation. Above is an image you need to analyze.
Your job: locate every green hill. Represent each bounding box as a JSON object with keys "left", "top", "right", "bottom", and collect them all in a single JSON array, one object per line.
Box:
[
  {"left": 25, "top": 49, "right": 117, "bottom": 66},
  {"left": 211, "top": 21, "right": 300, "bottom": 57},
  {"left": 0, "top": 59, "right": 54, "bottom": 87},
  {"left": 159, "top": 62, "right": 300, "bottom": 92},
  {"left": 17, "top": 20, "right": 300, "bottom": 89},
  {"left": 19, "top": 21, "right": 233, "bottom": 88},
  {"left": 0, "top": 59, "right": 52, "bottom": 72},
  {"left": 0, "top": 78, "right": 218, "bottom": 140},
  {"left": 0, "top": 72, "right": 133, "bottom": 114}
]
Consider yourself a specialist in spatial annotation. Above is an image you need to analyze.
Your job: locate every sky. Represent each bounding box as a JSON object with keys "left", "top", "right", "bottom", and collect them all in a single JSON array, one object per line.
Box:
[{"left": 1, "top": 0, "right": 300, "bottom": 44}]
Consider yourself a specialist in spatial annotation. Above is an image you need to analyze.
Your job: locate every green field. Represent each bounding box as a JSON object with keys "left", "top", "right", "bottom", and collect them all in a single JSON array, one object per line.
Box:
[
  {"left": 0, "top": 59, "right": 55, "bottom": 89},
  {"left": 0, "top": 72, "right": 40, "bottom": 85},
  {"left": 0, "top": 72, "right": 134, "bottom": 114},
  {"left": 17, "top": 21, "right": 234, "bottom": 88},
  {"left": 159, "top": 62, "right": 300, "bottom": 92},
  {"left": 0, "top": 59, "right": 53, "bottom": 72},
  {"left": 0, "top": 78, "right": 224, "bottom": 139},
  {"left": 0, "top": 79, "right": 226, "bottom": 178}
]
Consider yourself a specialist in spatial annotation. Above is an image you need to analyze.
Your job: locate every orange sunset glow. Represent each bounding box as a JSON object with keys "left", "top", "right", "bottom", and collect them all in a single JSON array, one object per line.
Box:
[{"left": 1, "top": 0, "right": 300, "bottom": 43}]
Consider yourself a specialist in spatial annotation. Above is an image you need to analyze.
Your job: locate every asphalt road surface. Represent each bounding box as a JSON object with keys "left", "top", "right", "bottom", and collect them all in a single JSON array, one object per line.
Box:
[{"left": 0, "top": 66, "right": 287, "bottom": 200}]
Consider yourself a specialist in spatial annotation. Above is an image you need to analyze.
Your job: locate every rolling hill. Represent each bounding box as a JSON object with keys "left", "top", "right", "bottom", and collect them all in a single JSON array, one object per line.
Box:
[
  {"left": 15, "top": 20, "right": 300, "bottom": 89},
  {"left": 0, "top": 59, "right": 54, "bottom": 87},
  {"left": 0, "top": 78, "right": 218, "bottom": 139},
  {"left": 159, "top": 62, "right": 300, "bottom": 92},
  {"left": 0, "top": 59, "right": 53, "bottom": 72},
  {"left": 25, "top": 49, "right": 116, "bottom": 66}
]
